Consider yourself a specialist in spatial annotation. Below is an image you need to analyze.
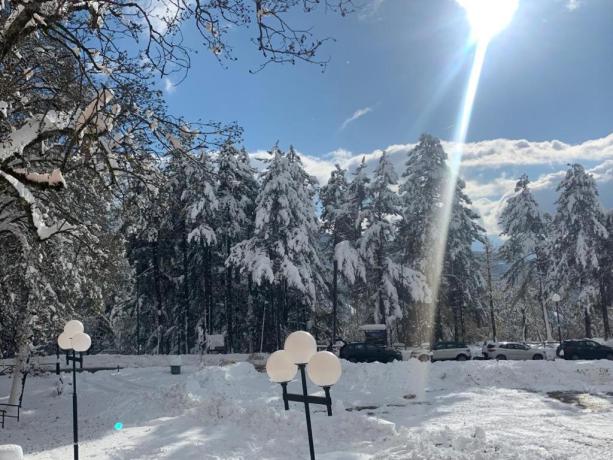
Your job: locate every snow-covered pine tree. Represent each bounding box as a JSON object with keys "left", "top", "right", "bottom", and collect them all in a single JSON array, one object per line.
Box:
[
  {"left": 551, "top": 164, "right": 608, "bottom": 338},
  {"left": 217, "top": 141, "right": 258, "bottom": 352},
  {"left": 397, "top": 134, "right": 448, "bottom": 343},
  {"left": 441, "top": 177, "right": 486, "bottom": 343},
  {"left": 320, "top": 165, "right": 363, "bottom": 343},
  {"left": 359, "top": 151, "right": 429, "bottom": 341},
  {"left": 183, "top": 151, "right": 220, "bottom": 351},
  {"left": 165, "top": 145, "right": 219, "bottom": 354},
  {"left": 228, "top": 145, "right": 325, "bottom": 350},
  {"left": 338, "top": 157, "right": 373, "bottom": 334},
  {"left": 346, "top": 157, "right": 371, "bottom": 241},
  {"left": 599, "top": 211, "right": 613, "bottom": 340},
  {"left": 396, "top": 134, "right": 482, "bottom": 344},
  {"left": 498, "top": 174, "right": 552, "bottom": 341},
  {"left": 398, "top": 134, "right": 448, "bottom": 272}
]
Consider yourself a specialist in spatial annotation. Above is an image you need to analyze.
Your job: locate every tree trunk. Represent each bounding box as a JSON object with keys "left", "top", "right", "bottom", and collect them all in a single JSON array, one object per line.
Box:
[
  {"left": 600, "top": 278, "right": 611, "bottom": 341},
  {"left": 452, "top": 301, "right": 459, "bottom": 343},
  {"left": 9, "top": 299, "right": 31, "bottom": 406},
  {"left": 459, "top": 298, "right": 465, "bottom": 343},
  {"left": 152, "top": 241, "right": 163, "bottom": 354},
  {"left": 376, "top": 240, "right": 387, "bottom": 341},
  {"left": 274, "top": 285, "right": 281, "bottom": 350},
  {"left": 225, "top": 238, "right": 233, "bottom": 352},
  {"left": 259, "top": 299, "right": 266, "bottom": 353},
  {"left": 332, "top": 258, "right": 338, "bottom": 345},
  {"left": 181, "top": 225, "right": 190, "bottom": 354},
  {"left": 584, "top": 306, "right": 592, "bottom": 338},
  {"left": 521, "top": 307, "right": 527, "bottom": 342},
  {"left": 602, "top": 302, "right": 611, "bottom": 341},
  {"left": 205, "top": 245, "right": 213, "bottom": 334},
  {"left": 485, "top": 242, "right": 497, "bottom": 341},
  {"left": 136, "top": 267, "right": 141, "bottom": 354},
  {"left": 434, "top": 305, "right": 443, "bottom": 342},
  {"left": 538, "top": 275, "right": 552, "bottom": 342}
]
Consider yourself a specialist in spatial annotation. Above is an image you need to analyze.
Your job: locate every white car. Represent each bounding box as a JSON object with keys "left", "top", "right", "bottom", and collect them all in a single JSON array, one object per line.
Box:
[
  {"left": 431, "top": 341, "right": 472, "bottom": 362},
  {"left": 407, "top": 344, "right": 432, "bottom": 362},
  {"left": 484, "top": 342, "right": 546, "bottom": 360}
]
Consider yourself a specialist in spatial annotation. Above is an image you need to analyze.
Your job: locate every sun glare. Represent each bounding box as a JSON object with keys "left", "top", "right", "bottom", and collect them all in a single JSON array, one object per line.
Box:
[
  {"left": 458, "top": 0, "right": 519, "bottom": 43},
  {"left": 423, "top": 0, "right": 519, "bottom": 354}
]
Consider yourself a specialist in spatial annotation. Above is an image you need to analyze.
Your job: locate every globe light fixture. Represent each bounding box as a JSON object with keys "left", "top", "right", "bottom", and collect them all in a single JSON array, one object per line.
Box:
[
  {"left": 266, "top": 331, "right": 342, "bottom": 460},
  {"left": 72, "top": 333, "right": 92, "bottom": 353},
  {"left": 57, "top": 320, "right": 92, "bottom": 460},
  {"left": 57, "top": 332, "right": 73, "bottom": 351},
  {"left": 266, "top": 350, "right": 298, "bottom": 383},
  {"left": 64, "top": 320, "right": 85, "bottom": 337},
  {"left": 284, "top": 331, "right": 317, "bottom": 364},
  {"left": 306, "top": 351, "right": 342, "bottom": 387}
]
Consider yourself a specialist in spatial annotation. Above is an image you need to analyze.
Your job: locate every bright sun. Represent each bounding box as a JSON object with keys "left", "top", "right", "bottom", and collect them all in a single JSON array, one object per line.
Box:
[{"left": 458, "top": 0, "right": 519, "bottom": 43}]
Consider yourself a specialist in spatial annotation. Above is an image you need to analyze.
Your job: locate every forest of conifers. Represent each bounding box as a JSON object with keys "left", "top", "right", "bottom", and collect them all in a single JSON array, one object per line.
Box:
[{"left": 0, "top": 1, "right": 611, "bottom": 359}]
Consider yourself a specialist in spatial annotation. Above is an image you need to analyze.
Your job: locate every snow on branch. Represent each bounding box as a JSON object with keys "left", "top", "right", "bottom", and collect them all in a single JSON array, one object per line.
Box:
[
  {"left": 74, "top": 89, "right": 118, "bottom": 135},
  {"left": 11, "top": 168, "right": 66, "bottom": 188},
  {"left": 0, "top": 170, "right": 72, "bottom": 240},
  {"left": 227, "top": 241, "right": 274, "bottom": 286},
  {"left": 0, "top": 111, "right": 72, "bottom": 162},
  {"left": 334, "top": 240, "right": 365, "bottom": 284}
]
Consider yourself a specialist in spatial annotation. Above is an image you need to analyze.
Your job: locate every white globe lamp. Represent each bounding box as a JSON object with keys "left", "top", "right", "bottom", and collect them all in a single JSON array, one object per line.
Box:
[
  {"left": 72, "top": 333, "right": 92, "bottom": 352},
  {"left": 64, "top": 320, "right": 84, "bottom": 337},
  {"left": 306, "top": 351, "right": 342, "bottom": 387},
  {"left": 58, "top": 332, "right": 73, "bottom": 351},
  {"left": 266, "top": 350, "right": 298, "bottom": 383},
  {"left": 284, "top": 331, "right": 317, "bottom": 364}
]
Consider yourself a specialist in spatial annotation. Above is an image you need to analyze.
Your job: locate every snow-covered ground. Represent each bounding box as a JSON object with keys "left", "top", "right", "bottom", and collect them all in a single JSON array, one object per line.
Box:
[{"left": 2, "top": 358, "right": 613, "bottom": 459}]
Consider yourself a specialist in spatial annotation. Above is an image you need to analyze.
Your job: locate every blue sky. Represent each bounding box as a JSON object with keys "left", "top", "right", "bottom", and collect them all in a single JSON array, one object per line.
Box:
[{"left": 161, "top": 0, "right": 613, "bottom": 235}]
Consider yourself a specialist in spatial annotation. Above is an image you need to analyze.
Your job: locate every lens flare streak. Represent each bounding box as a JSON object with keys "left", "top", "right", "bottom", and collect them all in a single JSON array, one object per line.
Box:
[{"left": 426, "top": 0, "right": 517, "bottom": 345}]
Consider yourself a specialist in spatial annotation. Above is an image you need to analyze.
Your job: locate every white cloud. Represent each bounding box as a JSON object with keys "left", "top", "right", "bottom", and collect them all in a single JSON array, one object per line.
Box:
[
  {"left": 340, "top": 107, "right": 373, "bottom": 130},
  {"left": 249, "top": 134, "right": 613, "bottom": 237},
  {"left": 452, "top": 134, "right": 613, "bottom": 168},
  {"left": 164, "top": 77, "right": 176, "bottom": 94}
]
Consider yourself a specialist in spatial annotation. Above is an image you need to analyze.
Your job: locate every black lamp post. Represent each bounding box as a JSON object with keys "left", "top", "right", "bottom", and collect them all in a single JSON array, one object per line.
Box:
[
  {"left": 58, "top": 320, "right": 92, "bottom": 460},
  {"left": 266, "top": 331, "right": 342, "bottom": 460}
]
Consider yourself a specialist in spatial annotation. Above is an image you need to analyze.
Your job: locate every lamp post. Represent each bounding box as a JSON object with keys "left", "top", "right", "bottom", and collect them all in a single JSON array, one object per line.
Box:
[
  {"left": 266, "top": 331, "right": 342, "bottom": 460},
  {"left": 551, "top": 293, "right": 562, "bottom": 344},
  {"left": 57, "top": 320, "right": 92, "bottom": 460}
]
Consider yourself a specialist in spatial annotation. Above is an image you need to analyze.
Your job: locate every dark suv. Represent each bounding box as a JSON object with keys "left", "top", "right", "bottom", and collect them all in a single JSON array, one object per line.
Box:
[
  {"left": 557, "top": 339, "right": 613, "bottom": 360},
  {"left": 340, "top": 342, "right": 402, "bottom": 363}
]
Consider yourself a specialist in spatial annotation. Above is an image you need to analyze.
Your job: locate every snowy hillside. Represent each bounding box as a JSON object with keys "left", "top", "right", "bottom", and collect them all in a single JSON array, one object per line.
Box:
[{"left": 2, "top": 359, "right": 613, "bottom": 459}]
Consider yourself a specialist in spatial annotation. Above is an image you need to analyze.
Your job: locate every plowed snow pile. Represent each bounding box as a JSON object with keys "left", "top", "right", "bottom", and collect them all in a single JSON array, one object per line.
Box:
[{"left": 1, "top": 358, "right": 612, "bottom": 459}]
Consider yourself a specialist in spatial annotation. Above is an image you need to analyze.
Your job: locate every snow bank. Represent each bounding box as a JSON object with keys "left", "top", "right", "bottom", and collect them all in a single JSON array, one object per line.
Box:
[
  {"left": 2, "top": 358, "right": 613, "bottom": 459},
  {"left": 0, "top": 445, "right": 23, "bottom": 460}
]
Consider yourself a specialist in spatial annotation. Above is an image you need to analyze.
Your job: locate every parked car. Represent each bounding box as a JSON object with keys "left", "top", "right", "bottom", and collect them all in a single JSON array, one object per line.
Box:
[
  {"left": 340, "top": 342, "right": 402, "bottom": 363},
  {"left": 431, "top": 341, "right": 472, "bottom": 362},
  {"left": 408, "top": 346, "right": 432, "bottom": 362},
  {"left": 484, "top": 342, "right": 546, "bottom": 360},
  {"left": 556, "top": 339, "right": 613, "bottom": 360}
]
